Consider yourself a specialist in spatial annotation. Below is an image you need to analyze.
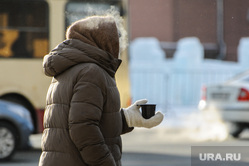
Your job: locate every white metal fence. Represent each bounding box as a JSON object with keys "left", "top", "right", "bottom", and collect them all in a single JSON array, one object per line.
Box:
[
  {"left": 130, "top": 68, "right": 242, "bottom": 113},
  {"left": 129, "top": 37, "right": 249, "bottom": 113}
]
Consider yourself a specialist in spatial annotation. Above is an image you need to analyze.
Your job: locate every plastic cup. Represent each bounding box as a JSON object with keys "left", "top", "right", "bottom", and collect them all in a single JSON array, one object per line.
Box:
[{"left": 140, "top": 104, "right": 156, "bottom": 119}]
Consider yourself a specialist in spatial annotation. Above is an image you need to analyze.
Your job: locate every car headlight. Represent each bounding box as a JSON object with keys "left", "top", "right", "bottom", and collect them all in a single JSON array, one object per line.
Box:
[{"left": 198, "top": 100, "right": 207, "bottom": 110}]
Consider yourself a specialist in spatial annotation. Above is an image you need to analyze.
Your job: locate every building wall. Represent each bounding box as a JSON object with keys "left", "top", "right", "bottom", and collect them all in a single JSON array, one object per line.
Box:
[
  {"left": 224, "top": 0, "right": 249, "bottom": 61},
  {"left": 128, "top": 0, "right": 249, "bottom": 61},
  {"left": 128, "top": 0, "right": 174, "bottom": 41},
  {"left": 173, "top": 0, "right": 217, "bottom": 43}
]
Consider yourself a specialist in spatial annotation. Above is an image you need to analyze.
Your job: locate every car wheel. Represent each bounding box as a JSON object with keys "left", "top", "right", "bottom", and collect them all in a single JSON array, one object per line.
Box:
[
  {"left": 0, "top": 122, "right": 18, "bottom": 161},
  {"left": 226, "top": 122, "right": 244, "bottom": 138}
]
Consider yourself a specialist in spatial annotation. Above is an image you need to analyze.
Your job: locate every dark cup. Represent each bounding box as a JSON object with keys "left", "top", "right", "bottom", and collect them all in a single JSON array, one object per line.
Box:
[{"left": 140, "top": 104, "right": 156, "bottom": 119}]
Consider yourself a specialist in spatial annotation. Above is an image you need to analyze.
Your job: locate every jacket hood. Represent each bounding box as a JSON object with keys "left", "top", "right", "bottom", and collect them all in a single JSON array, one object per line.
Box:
[
  {"left": 66, "top": 16, "right": 120, "bottom": 59},
  {"left": 43, "top": 39, "right": 121, "bottom": 77}
]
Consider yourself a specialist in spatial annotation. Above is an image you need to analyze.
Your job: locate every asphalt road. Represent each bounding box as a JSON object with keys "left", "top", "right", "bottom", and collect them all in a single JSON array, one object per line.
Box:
[
  {"left": 2, "top": 128, "right": 249, "bottom": 166},
  {"left": 1, "top": 150, "right": 189, "bottom": 166}
]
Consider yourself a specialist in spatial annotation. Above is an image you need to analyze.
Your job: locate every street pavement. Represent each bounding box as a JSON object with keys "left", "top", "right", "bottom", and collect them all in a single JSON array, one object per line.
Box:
[
  {"left": 2, "top": 126, "right": 249, "bottom": 166},
  {"left": 3, "top": 110, "right": 249, "bottom": 166}
]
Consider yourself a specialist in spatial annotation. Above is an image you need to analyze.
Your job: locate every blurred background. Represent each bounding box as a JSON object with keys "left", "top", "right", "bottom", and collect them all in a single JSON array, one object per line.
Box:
[{"left": 1, "top": 0, "right": 249, "bottom": 165}]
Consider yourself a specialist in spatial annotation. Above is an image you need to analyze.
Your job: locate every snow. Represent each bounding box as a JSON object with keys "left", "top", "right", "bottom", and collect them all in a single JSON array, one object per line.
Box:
[
  {"left": 130, "top": 37, "right": 165, "bottom": 63},
  {"left": 238, "top": 37, "right": 249, "bottom": 68},
  {"left": 173, "top": 37, "right": 204, "bottom": 68},
  {"left": 129, "top": 37, "right": 249, "bottom": 141}
]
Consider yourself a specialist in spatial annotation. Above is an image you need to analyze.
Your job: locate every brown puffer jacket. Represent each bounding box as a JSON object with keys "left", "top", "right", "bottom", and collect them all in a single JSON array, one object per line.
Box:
[{"left": 39, "top": 16, "right": 133, "bottom": 166}]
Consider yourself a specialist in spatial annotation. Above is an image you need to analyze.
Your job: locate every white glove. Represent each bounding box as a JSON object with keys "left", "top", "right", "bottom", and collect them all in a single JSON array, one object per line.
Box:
[{"left": 123, "top": 99, "right": 164, "bottom": 128}]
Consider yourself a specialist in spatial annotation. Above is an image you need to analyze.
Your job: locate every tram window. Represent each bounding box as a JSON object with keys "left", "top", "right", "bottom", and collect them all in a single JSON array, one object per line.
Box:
[
  {"left": 0, "top": 0, "right": 48, "bottom": 58},
  {"left": 65, "top": 1, "right": 122, "bottom": 27}
]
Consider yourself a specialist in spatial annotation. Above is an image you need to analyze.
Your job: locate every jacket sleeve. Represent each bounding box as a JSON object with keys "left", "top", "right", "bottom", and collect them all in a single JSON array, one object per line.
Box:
[
  {"left": 120, "top": 109, "right": 134, "bottom": 134},
  {"left": 68, "top": 72, "right": 116, "bottom": 166}
]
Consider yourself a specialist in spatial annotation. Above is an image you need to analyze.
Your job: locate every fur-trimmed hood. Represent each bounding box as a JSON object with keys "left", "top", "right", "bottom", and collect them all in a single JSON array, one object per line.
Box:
[{"left": 66, "top": 16, "right": 120, "bottom": 59}]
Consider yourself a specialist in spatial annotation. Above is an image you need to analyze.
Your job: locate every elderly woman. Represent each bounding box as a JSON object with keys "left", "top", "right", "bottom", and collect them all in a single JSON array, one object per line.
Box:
[{"left": 39, "top": 14, "right": 163, "bottom": 166}]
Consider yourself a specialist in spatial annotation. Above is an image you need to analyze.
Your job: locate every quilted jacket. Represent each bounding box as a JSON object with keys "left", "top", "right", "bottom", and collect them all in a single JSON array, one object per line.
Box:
[{"left": 39, "top": 16, "right": 132, "bottom": 166}]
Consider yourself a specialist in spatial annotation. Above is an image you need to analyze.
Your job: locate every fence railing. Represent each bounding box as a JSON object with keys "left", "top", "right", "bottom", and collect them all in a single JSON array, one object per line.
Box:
[{"left": 130, "top": 68, "right": 242, "bottom": 113}]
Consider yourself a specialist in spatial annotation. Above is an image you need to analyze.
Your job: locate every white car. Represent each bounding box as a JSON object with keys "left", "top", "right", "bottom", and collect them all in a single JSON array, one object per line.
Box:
[{"left": 198, "top": 70, "right": 249, "bottom": 138}]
